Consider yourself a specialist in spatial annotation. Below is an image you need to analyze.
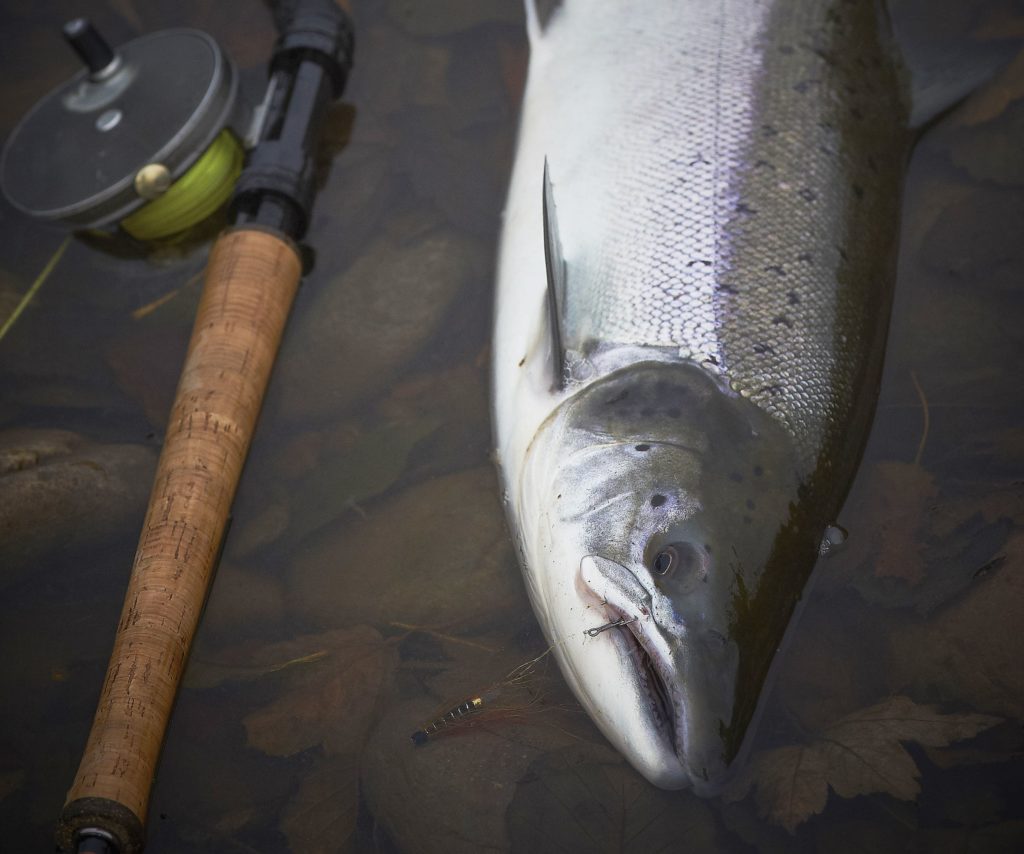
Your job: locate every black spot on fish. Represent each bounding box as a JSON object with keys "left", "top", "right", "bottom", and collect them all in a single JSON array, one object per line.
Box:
[
  {"left": 736, "top": 202, "right": 758, "bottom": 215},
  {"left": 687, "top": 259, "right": 713, "bottom": 267},
  {"left": 753, "top": 342, "right": 776, "bottom": 355},
  {"left": 753, "top": 465, "right": 764, "bottom": 477},
  {"left": 765, "top": 264, "right": 786, "bottom": 277},
  {"left": 753, "top": 159, "right": 776, "bottom": 171},
  {"left": 850, "top": 105, "right": 864, "bottom": 121},
  {"left": 853, "top": 183, "right": 864, "bottom": 199},
  {"left": 746, "top": 499, "right": 756, "bottom": 510},
  {"left": 838, "top": 245, "right": 849, "bottom": 262},
  {"left": 704, "top": 543, "right": 713, "bottom": 554},
  {"left": 759, "top": 385, "right": 784, "bottom": 396},
  {"left": 761, "top": 124, "right": 778, "bottom": 137},
  {"left": 719, "top": 284, "right": 740, "bottom": 295},
  {"left": 704, "top": 354, "right": 719, "bottom": 366},
  {"left": 518, "top": 356, "right": 526, "bottom": 367},
  {"left": 797, "top": 252, "right": 813, "bottom": 264},
  {"left": 792, "top": 79, "right": 814, "bottom": 94},
  {"left": 650, "top": 494, "right": 667, "bottom": 508},
  {"left": 635, "top": 444, "right": 650, "bottom": 452},
  {"left": 799, "top": 188, "right": 817, "bottom": 203},
  {"left": 606, "top": 389, "right": 629, "bottom": 405},
  {"left": 788, "top": 291, "right": 801, "bottom": 305},
  {"left": 778, "top": 44, "right": 794, "bottom": 55},
  {"left": 772, "top": 315, "right": 793, "bottom": 328}
]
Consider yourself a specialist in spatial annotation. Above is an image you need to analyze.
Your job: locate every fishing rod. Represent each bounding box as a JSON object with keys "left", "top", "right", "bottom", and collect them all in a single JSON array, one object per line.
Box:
[{"left": 1, "top": 3, "right": 353, "bottom": 852}]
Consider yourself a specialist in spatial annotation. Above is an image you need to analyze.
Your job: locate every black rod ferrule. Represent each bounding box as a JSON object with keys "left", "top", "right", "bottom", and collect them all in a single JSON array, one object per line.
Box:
[{"left": 228, "top": 0, "right": 354, "bottom": 241}]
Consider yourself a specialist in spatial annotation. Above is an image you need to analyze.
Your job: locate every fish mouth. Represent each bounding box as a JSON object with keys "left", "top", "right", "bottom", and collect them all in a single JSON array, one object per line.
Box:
[
  {"left": 578, "top": 557, "right": 691, "bottom": 783},
  {"left": 604, "top": 600, "right": 678, "bottom": 737}
]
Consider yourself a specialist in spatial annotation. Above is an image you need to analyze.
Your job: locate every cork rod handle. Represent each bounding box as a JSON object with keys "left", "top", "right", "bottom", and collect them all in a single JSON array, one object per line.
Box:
[{"left": 56, "top": 228, "right": 302, "bottom": 854}]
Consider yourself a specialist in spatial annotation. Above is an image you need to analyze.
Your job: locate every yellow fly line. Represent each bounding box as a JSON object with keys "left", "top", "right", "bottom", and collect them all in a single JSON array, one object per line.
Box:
[
  {"left": 121, "top": 130, "right": 243, "bottom": 240},
  {"left": 0, "top": 235, "right": 71, "bottom": 344}
]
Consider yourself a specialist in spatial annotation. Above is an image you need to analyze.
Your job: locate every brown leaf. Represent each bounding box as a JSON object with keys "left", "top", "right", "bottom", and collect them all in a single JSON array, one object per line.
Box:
[
  {"left": 242, "top": 626, "right": 397, "bottom": 757},
  {"left": 887, "top": 534, "right": 1024, "bottom": 719},
  {"left": 281, "top": 755, "right": 359, "bottom": 854},
  {"left": 724, "top": 696, "right": 1001, "bottom": 833}
]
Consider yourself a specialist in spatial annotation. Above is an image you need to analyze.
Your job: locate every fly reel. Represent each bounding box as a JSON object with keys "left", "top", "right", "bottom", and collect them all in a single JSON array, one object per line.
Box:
[{"left": 1, "top": 18, "right": 249, "bottom": 241}]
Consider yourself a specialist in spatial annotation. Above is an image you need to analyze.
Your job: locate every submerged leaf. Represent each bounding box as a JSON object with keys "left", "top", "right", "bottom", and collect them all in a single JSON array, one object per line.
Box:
[
  {"left": 724, "top": 696, "right": 1001, "bottom": 833},
  {"left": 185, "top": 649, "right": 327, "bottom": 692},
  {"left": 887, "top": 534, "right": 1024, "bottom": 720},
  {"left": 242, "top": 626, "right": 397, "bottom": 757},
  {"left": 281, "top": 755, "right": 359, "bottom": 854},
  {"left": 506, "top": 745, "right": 721, "bottom": 853}
]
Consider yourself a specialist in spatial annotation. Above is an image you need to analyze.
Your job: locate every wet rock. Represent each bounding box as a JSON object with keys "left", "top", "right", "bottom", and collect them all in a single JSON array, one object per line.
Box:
[
  {"left": 917, "top": 186, "right": 1024, "bottom": 293},
  {"left": 398, "top": 108, "right": 505, "bottom": 234},
  {"left": 287, "top": 466, "right": 526, "bottom": 632},
  {"left": 226, "top": 500, "right": 291, "bottom": 558},
  {"left": 200, "top": 563, "right": 286, "bottom": 640},
  {"left": 355, "top": 25, "right": 451, "bottom": 117},
  {"left": 272, "top": 216, "right": 488, "bottom": 423},
  {"left": 0, "top": 430, "right": 156, "bottom": 586},
  {"left": 376, "top": 362, "right": 491, "bottom": 481},
  {"left": 106, "top": 324, "right": 190, "bottom": 428},
  {"left": 231, "top": 412, "right": 440, "bottom": 555},
  {"left": 310, "top": 140, "right": 401, "bottom": 255},
  {"left": 386, "top": 0, "right": 522, "bottom": 36}
]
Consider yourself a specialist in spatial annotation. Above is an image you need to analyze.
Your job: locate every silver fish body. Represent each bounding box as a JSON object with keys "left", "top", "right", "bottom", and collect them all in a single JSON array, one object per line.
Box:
[{"left": 492, "top": 0, "right": 907, "bottom": 790}]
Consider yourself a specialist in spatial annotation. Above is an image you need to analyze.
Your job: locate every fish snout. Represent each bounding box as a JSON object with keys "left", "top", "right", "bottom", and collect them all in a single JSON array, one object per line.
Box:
[{"left": 578, "top": 554, "right": 651, "bottom": 616}]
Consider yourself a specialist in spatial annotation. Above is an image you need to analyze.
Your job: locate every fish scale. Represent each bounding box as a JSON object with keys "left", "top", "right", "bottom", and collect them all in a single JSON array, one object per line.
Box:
[
  {"left": 544, "top": 0, "right": 904, "bottom": 471},
  {"left": 492, "top": 0, "right": 907, "bottom": 790}
]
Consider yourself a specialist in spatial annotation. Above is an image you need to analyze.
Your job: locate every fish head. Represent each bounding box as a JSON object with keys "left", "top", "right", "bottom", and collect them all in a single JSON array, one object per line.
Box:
[{"left": 520, "top": 360, "right": 802, "bottom": 791}]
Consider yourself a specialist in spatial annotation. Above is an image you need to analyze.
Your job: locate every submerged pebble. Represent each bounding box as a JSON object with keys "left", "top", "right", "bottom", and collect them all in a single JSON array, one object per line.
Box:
[
  {"left": 272, "top": 218, "right": 488, "bottom": 422},
  {"left": 386, "top": 0, "right": 522, "bottom": 36},
  {"left": 287, "top": 466, "right": 526, "bottom": 631},
  {"left": 0, "top": 429, "right": 155, "bottom": 587},
  {"left": 199, "top": 562, "right": 286, "bottom": 641}
]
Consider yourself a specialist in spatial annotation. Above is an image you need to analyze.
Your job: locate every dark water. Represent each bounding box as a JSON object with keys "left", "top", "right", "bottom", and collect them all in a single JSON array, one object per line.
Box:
[{"left": 1, "top": 1, "right": 1022, "bottom": 851}]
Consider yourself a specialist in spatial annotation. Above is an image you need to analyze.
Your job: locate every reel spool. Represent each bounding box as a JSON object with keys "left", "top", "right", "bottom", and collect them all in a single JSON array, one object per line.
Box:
[{"left": 1, "top": 19, "right": 249, "bottom": 241}]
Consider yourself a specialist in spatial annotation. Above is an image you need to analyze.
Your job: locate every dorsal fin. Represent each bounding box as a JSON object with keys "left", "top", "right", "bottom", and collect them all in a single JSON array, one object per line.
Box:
[{"left": 542, "top": 158, "right": 568, "bottom": 389}]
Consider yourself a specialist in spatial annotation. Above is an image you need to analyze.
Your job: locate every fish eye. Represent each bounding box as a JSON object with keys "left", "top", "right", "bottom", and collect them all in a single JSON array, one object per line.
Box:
[
  {"left": 650, "top": 543, "right": 705, "bottom": 580},
  {"left": 652, "top": 546, "right": 678, "bottom": 575}
]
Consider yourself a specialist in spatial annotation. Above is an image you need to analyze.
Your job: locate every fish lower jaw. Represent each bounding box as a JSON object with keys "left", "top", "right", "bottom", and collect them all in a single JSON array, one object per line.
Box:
[{"left": 599, "top": 601, "right": 692, "bottom": 785}]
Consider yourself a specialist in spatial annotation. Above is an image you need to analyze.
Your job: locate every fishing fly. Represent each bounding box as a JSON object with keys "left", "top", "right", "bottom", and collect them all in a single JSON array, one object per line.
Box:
[{"left": 410, "top": 648, "right": 557, "bottom": 746}]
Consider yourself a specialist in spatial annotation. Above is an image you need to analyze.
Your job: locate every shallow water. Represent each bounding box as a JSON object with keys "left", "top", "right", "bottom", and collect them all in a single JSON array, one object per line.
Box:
[{"left": 1, "top": 1, "right": 1022, "bottom": 851}]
